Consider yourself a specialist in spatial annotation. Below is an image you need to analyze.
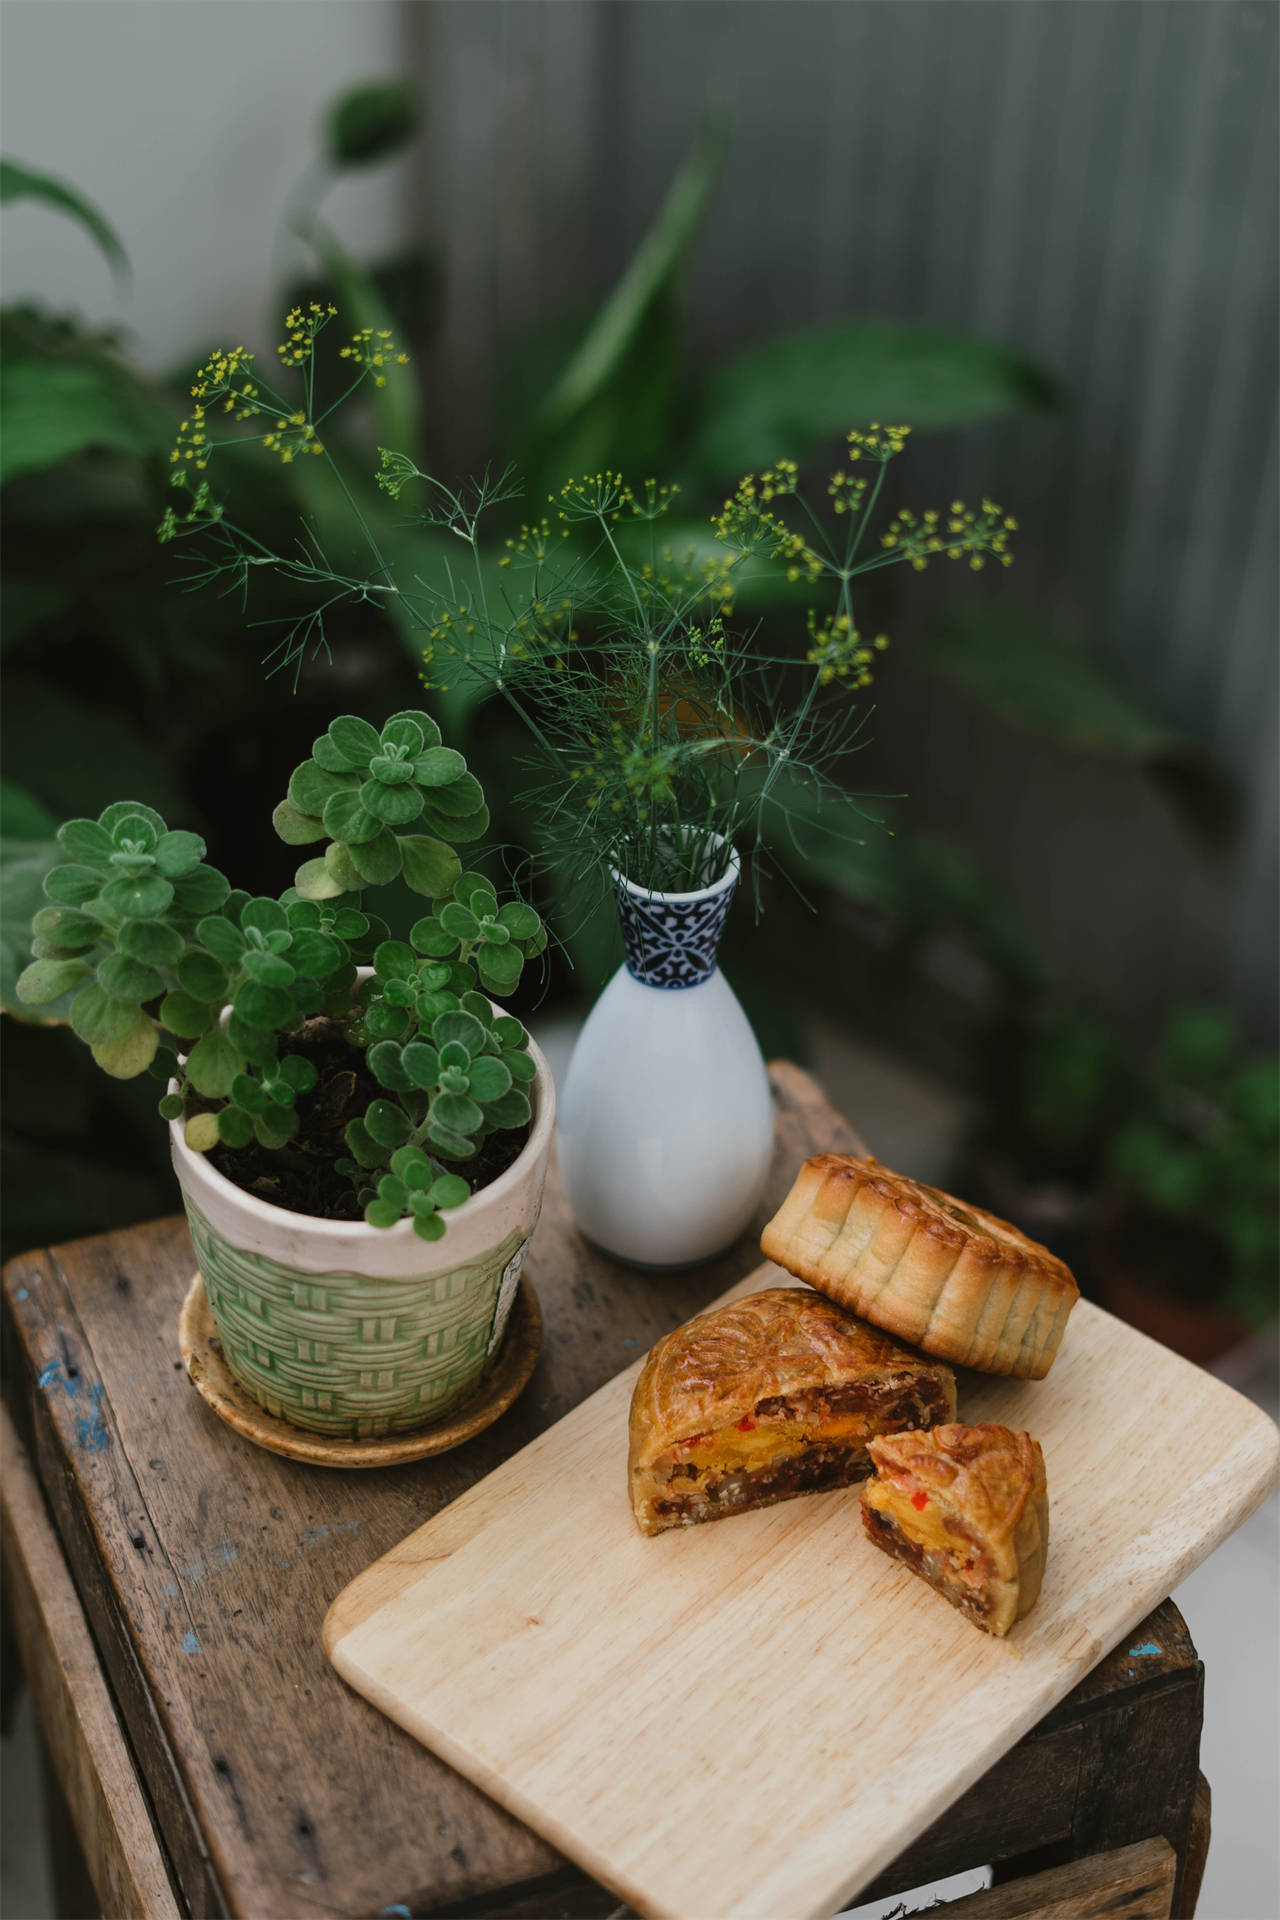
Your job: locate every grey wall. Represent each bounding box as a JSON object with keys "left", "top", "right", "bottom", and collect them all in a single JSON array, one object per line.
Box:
[{"left": 418, "top": 0, "right": 1278, "bottom": 1045}]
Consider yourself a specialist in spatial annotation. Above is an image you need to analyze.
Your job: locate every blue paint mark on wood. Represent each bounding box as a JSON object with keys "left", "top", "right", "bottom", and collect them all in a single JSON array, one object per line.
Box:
[
  {"left": 1129, "top": 1641, "right": 1161, "bottom": 1656},
  {"left": 181, "top": 1629, "right": 202, "bottom": 1656},
  {"left": 181, "top": 1558, "right": 205, "bottom": 1584},
  {"left": 14, "top": 1288, "right": 27, "bottom": 1302},
  {"left": 381, "top": 1906, "right": 413, "bottom": 1917},
  {"left": 217, "top": 1540, "right": 238, "bottom": 1567}
]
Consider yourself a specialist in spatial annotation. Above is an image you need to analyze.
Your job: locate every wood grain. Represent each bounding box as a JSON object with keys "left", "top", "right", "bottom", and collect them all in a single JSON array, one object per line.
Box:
[
  {"left": 0, "top": 1063, "right": 867, "bottom": 1918},
  {"left": 326, "top": 1267, "right": 1279, "bottom": 1920},
  {"left": 1, "top": 1403, "right": 181, "bottom": 1920},
  {"left": 944, "top": 1838, "right": 1176, "bottom": 1920}
]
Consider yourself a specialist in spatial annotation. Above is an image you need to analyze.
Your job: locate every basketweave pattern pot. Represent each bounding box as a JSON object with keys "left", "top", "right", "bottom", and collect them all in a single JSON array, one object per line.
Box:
[
  {"left": 169, "top": 1007, "right": 555, "bottom": 1442},
  {"left": 185, "top": 1203, "right": 529, "bottom": 1439}
]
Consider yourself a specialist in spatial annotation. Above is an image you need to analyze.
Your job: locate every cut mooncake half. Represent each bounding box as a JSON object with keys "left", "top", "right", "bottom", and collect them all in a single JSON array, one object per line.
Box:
[
  {"left": 860, "top": 1423, "right": 1048, "bottom": 1637},
  {"left": 761, "top": 1154, "right": 1079, "bottom": 1378},
  {"left": 628, "top": 1286, "right": 956, "bottom": 1536}
]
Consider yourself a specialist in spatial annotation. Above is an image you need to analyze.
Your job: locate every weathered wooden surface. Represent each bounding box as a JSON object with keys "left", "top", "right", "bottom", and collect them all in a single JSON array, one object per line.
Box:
[
  {"left": 0, "top": 1403, "right": 181, "bottom": 1920},
  {"left": 945, "top": 1837, "right": 1176, "bottom": 1920},
  {"left": 325, "top": 1261, "right": 1275, "bottom": 1920},
  {"left": 0, "top": 1064, "right": 1226, "bottom": 1919}
]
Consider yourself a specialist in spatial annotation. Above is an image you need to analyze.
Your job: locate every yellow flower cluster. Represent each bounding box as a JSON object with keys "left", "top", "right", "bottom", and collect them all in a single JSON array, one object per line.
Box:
[
  {"left": 550, "top": 471, "right": 628, "bottom": 523},
  {"left": 879, "top": 499, "right": 1017, "bottom": 571},
  {"left": 502, "top": 517, "right": 568, "bottom": 566},
  {"left": 804, "top": 610, "right": 887, "bottom": 688},
  {"left": 846, "top": 423, "right": 911, "bottom": 462},
  {"left": 712, "top": 472, "right": 824, "bottom": 585},
  {"left": 827, "top": 469, "right": 869, "bottom": 517},
  {"left": 277, "top": 302, "right": 337, "bottom": 368},
  {"left": 262, "top": 410, "right": 325, "bottom": 465},
  {"left": 337, "top": 326, "right": 409, "bottom": 387}
]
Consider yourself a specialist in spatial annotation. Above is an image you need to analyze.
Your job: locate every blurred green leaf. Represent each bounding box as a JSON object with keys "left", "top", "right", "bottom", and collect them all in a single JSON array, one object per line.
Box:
[
  {"left": 325, "top": 81, "right": 418, "bottom": 169},
  {"left": 528, "top": 114, "right": 726, "bottom": 444},
  {"left": 687, "top": 323, "right": 1058, "bottom": 478},
  {"left": 0, "top": 158, "right": 129, "bottom": 277},
  {"left": 0, "top": 337, "right": 171, "bottom": 484}
]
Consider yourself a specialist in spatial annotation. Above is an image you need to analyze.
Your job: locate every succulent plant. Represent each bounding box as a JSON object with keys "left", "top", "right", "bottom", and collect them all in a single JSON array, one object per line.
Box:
[{"left": 17, "top": 714, "right": 545, "bottom": 1241}]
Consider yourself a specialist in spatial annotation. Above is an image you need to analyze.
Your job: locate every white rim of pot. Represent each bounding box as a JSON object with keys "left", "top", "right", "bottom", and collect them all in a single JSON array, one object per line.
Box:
[
  {"left": 610, "top": 834, "right": 740, "bottom": 906},
  {"left": 168, "top": 988, "right": 555, "bottom": 1243}
]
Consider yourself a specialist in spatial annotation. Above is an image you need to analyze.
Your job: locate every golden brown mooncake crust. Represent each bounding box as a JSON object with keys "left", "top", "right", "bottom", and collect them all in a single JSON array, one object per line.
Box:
[
  {"left": 860, "top": 1422, "right": 1049, "bottom": 1636},
  {"left": 628, "top": 1286, "right": 956, "bottom": 1535},
  {"left": 760, "top": 1154, "right": 1079, "bottom": 1378}
]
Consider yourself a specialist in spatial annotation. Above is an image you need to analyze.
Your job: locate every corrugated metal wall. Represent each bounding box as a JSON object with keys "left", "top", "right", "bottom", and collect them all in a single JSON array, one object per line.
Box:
[{"left": 414, "top": 0, "right": 1278, "bottom": 1043}]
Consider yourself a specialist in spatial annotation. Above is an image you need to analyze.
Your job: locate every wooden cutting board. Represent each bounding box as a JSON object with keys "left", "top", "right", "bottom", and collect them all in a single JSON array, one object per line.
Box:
[{"left": 325, "top": 1264, "right": 1279, "bottom": 1920}]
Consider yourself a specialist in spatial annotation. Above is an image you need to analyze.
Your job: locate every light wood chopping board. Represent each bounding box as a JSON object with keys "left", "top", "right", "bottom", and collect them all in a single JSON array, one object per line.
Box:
[{"left": 325, "top": 1264, "right": 1279, "bottom": 1920}]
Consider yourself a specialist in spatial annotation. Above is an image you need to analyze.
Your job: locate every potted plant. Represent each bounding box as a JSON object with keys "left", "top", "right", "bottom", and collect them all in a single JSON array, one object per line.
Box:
[
  {"left": 1090, "top": 1005, "right": 1279, "bottom": 1363},
  {"left": 16, "top": 709, "right": 553, "bottom": 1439},
  {"left": 153, "top": 309, "right": 1017, "bottom": 1266}
]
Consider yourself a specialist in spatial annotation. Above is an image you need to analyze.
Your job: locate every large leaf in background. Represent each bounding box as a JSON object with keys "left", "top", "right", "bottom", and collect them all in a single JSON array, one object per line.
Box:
[
  {"left": 0, "top": 780, "right": 64, "bottom": 1017},
  {"left": 923, "top": 607, "right": 1235, "bottom": 841},
  {"left": 526, "top": 115, "right": 727, "bottom": 447},
  {"left": 0, "top": 323, "right": 172, "bottom": 484},
  {"left": 756, "top": 765, "right": 1047, "bottom": 990},
  {"left": 1, "top": 676, "right": 185, "bottom": 821},
  {"left": 0, "top": 157, "right": 129, "bottom": 278},
  {"left": 324, "top": 80, "right": 418, "bottom": 169},
  {"left": 686, "top": 323, "right": 1059, "bottom": 479}
]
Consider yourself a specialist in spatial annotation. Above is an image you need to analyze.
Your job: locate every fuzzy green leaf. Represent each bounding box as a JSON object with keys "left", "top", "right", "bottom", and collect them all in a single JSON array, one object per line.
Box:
[
  {"left": 419, "top": 800, "right": 489, "bottom": 843},
  {"left": 341, "top": 1118, "right": 381, "bottom": 1169},
  {"left": 387, "top": 707, "right": 442, "bottom": 747},
  {"left": 323, "top": 841, "right": 367, "bottom": 892},
  {"left": 358, "top": 778, "right": 422, "bottom": 827},
  {"left": 226, "top": 1013, "right": 278, "bottom": 1067},
  {"left": 483, "top": 1088, "right": 531, "bottom": 1129},
  {"left": 158, "top": 989, "right": 215, "bottom": 1038},
  {"left": 57, "top": 818, "right": 114, "bottom": 867},
  {"left": 432, "top": 1008, "right": 486, "bottom": 1054},
  {"left": 289, "top": 758, "right": 359, "bottom": 817},
  {"left": 413, "top": 1209, "right": 446, "bottom": 1241},
  {"left": 374, "top": 939, "right": 418, "bottom": 980},
  {"left": 425, "top": 1122, "right": 474, "bottom": 1160},
  {"left": 503, "top": 1046, "right": 538, "bottom": 1083},
  {"left": 376, "top": 1173, "right": 409, "bottom": 1209},
  {"left": 390, "top": 1148, "right": 433, "bottom": 1189},
  {"left": 401, "top": 1041, "right": 441, "bottom": 1089},
  {"left": 119, "top": 918, "right": 184, "bottom": 967},
  {"left": 430, "top": 1089, "right": 483, "bottom": 1136},
  {"left": 379, "top": 718, "right": 423, "bottom": 756},
  {"left": 477, "top": 943, "right": 522, "bottom": 992},
  {"left": 239, "top": 897, "right": 288, "bottom": 935},
  {"left": 322, "top": 788, "right": 383, "bottom": 847},
  {"left": 252, "top": 1111, "right": 297, "bottom": 1150},
  {"left": 184, "top": 1112, "right": 221, "bottom": 1153},
  {"left": 230, "top": 1074, "right": 270, "bottom": 1114},
  {"left": 364, "top": 1098, "right": 411, "bottom": 1149},
  {"left": 348, "top": 828, "right": 402, "bottom": 886},
  {"left": 364, "top": 1198, "right": 404, "bottom": 1230},
  {"left": 288, "top": 929, "right": 343, "bottom": 978},
  {"left": 478, "top": 920, "right": 511, "bottom": 946},
  {"left": 233, "top": 981, "right": 293, "bottom": 1029},
  {"left": 194, "top": 916, "right": 246, "bottom": 966},
  {"left": 98, "top": 951, "right": 164, "bottom": 1004},
  {"left": 16, "top": 956, "right": 89, "bottom": 1004},
  {"left": 466, "top": 1054, "right": 513, "bottom": 1102},
  {"left": 92, "top": 1017, "right": 159, "bottom": 1079},
  {"left": 272, "top": 798, "right": 327, "bottom": 846},
  {"left": 438, "top": 901, "right": 479, "bottom": 941},
  {"left": 169, "top": 867, "right": 230, "bottom": 913},
  {"left": 153, "top": 830, "right": 206, "bottom": 878},
  {"left": 97, "top": 801, "right": 165, "bottom": 839},
  {"left": 311, "top": 733, "right": 353, "bottom": 773},
  {"left": 408, "top": 915, "right": 456, "bottom": 957},
  {"left": 326, "top": 715, "right": 382, "bottom": 767},
  {"left": 412, "top": 746, "right": 467, "bottom": 788},
  {"left": 278, "top": 1053, "right": 318, "bottom": 1092},
  {"left": 184, "top": 1028, "right": 247, "bottom": 1098},
  {"left": 429, "top": 1173, "right": 472, "bottom": 1211},
  {"left": 177, "top": 951, "right": 230, "bottom": 1002},
  {"left": 100, "top": 873, "right": 174, "bottom": 921},
  {"left": 44, "top": 863, "right": 105, "bottom": 906},
  {"left": 72, "top": 982, "right": 144, "bottom": 1045},
  {"left": 460, "top": 991, "right": 495, "bottom": 1024},
  {"left": 241, "top": 949, "right": 295, "bottom": 989},
  {"left": 390, "top": 834, "right": 456, "bottom": 900},
  {"left": 492, "top": 1015, "right": 527, "bottom": 1048},
  {"left": 31, "top": 905, "right": 100, "bottom": 950},
  {"left": 217, "top": 1107, "right": 254, "bottom": 1149},
  {"left": 294, "top": 857, "right": 344, "bottom": 901},
  {"left": 158, "top": 1093, "right": 185, "bottom": 1121},
  {"left": 364, "top": 1002, "right": 409, "bottom": 1042},
  {"left": 364, "top": 1041, "right": 407, "bottom": 1091}
]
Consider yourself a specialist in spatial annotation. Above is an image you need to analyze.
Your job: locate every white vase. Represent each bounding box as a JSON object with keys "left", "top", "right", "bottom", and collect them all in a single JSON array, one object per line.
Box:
[{"left": 557, "top": 843, "right": 774, "bottom": 1267}]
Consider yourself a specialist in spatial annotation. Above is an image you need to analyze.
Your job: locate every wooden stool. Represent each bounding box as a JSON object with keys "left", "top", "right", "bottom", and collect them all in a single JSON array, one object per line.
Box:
[{"left": 2, "top": 1067, "right": 1210, "bottom": 1918}]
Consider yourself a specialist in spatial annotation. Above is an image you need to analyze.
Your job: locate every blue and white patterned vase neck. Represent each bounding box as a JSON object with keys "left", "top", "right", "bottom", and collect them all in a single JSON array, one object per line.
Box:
[{"left": 613, "top": 854, "right": 738, "bottom": 990}]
